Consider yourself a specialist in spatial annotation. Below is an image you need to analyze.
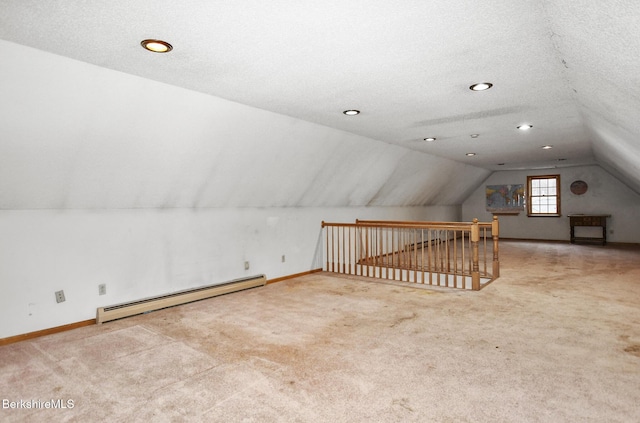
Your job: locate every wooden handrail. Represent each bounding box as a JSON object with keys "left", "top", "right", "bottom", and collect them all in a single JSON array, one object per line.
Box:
[
  {"left": 323, "top": 221, "right": 484, "bottom": 231},
  {"left": 322, "top": 221, "right": 359, "bottom": 228},
  {"left": 323, "top": 220, "right": 494, "bottom": 231},
  {"left": 356, "top": 219, "right": 495, "bottom": 229}
]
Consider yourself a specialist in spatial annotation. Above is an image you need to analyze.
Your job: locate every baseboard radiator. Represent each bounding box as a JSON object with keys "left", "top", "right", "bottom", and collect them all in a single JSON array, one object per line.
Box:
[{"left": 96, "top": 274, "right": 267, "bottom": 324}]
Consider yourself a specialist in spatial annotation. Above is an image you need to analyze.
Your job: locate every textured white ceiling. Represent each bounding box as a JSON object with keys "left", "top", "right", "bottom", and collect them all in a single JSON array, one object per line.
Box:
[{"left": 1, "top": 0, "right": 640, "bottom": 207}]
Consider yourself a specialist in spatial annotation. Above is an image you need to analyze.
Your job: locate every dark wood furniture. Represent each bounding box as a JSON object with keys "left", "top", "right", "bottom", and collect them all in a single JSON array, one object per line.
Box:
[{"left": 568, "top": 214, "right": 611, "bottom": 245}]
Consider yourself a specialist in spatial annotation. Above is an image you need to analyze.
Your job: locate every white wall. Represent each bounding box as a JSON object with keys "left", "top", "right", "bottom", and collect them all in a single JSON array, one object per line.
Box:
[
  {"left": 0, "top": 41, "right": 482, "bottom": 339},
  {"left": 0, "top": 205, "right": 459, "bottom": 338},
  {"left": 462, "top": 165, "right": 640, "bottom": 243}
]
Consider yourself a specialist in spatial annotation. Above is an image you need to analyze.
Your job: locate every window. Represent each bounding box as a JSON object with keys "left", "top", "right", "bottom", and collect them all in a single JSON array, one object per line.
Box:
[{"left": 527, "top": 175, "right": 561, "bottom": 216}]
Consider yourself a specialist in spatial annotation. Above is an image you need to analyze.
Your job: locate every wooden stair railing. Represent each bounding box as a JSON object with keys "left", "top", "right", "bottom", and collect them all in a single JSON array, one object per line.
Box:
[{"left": 321, "top": 217, "right": 499, "bottom": 290}]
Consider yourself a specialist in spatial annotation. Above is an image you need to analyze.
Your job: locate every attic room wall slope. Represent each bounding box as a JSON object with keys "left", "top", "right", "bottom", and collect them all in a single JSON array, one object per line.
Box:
[
  {"left": 0, "top": 40, "right": 488, "bottom": 210},
  {"left": 587, "top": 116, "right": 640, "bottom": 196},
  {"left": 541, "top": 0, "right": 640, "bottom": 195}
]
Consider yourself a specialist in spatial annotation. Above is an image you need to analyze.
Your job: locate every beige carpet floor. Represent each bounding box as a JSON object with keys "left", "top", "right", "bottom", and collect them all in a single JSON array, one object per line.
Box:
[{"left": 1, "top": 241, "right": 639, "bottom": 422}]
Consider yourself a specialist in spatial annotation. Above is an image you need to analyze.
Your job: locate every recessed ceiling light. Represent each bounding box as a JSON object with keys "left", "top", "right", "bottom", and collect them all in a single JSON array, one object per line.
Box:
[
  {"left": 517, "top": 124, "right": 533, "bottom": 130},
  {"left": 497, "top": 163, "right": 505, "bottom": 166},
  {"left": 470, "top": 134, "right": 479, "bottom": 138},
  {"left": 343, "top": 110, "right": 360, "bottom": 116},
  {"left": 466, "top": 152, "right": 477, "bottom": 156},
  {"left": 558, "top": 158, "right": 568, "bottom": 161},
  {"left": 542, "top": 145, "right": 553, "bottom": 149},
  {"left": 141, "top": 39, "right": 173, "bottom": 53},
  {"left": 424, "top": 137, "right": 436, "bottom": 142},
  {"left": 469, "top": 82, "right": 493, "bottom": 91}
]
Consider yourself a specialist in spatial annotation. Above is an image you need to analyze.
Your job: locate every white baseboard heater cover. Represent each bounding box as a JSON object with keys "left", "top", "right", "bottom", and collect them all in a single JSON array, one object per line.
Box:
[{"left": 96, "top": 274, "right": 267, "bottom": 324}]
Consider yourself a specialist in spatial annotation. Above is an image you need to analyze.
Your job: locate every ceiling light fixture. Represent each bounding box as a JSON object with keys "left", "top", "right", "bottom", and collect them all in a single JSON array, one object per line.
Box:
[
  {"left": 141, "top": 39, "right": 173, "bottom": 53},
  {"left": 470, "top": 134, "right": 479, "bottom": 138},
  {"left": 517, "top": 124, "right": 533, "bottom": 130},
  {"left": 466, "top": 153, "right": 477, "bottom": 156},
  {"left": 343, "top": 110, "right": 360, "bottom": 116},
  {"left": 424, "top": 137, "right": 436, "bottom": 142},
  {"left": 542, "top": 145, "right": 553, "bottom": 149},
  {"left": 469, "top": 82, "right": 493, "bottom": 91}
]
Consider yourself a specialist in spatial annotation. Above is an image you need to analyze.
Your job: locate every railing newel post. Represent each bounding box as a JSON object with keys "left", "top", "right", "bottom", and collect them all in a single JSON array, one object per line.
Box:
[{"left": 471, "top": 218, "right": 480, "bottom": 290}]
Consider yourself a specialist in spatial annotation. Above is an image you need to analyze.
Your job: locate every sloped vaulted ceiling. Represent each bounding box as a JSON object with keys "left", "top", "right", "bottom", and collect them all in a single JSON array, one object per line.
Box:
[
  {"left": 0, "top": 40, "right": 489, "bottom": 208},
  {"left": 1, "top": 0, "right": 639, "bottom": 209},
  {"left": 542, "top": 1, "right": 640, "bottom": 193}
]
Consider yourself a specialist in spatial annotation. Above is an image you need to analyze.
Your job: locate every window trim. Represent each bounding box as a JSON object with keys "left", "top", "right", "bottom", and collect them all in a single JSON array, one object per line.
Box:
[{"left": 527, "top": 174, "right": 561, "bottom": 217}]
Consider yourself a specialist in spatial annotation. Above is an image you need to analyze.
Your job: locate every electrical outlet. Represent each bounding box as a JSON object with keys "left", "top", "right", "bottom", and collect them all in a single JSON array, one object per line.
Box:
[
  {"left": 244, "top": 261, "right": 250, "bottom": 270},
  {"left": 55, "top": 290, "right": 66, "bottom": 303},
  {"left": 282, "top": 255, "right": 286, "bottom": 263},
  {"left": 99, "top": 284, "right": 106, "bottom": 295}
]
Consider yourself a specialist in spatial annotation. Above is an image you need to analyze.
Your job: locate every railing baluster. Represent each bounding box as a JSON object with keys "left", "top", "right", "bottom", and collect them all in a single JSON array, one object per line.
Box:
[
  {"left": 364, "top": 226, "right": 369, "bottom": 277},
  {"left": 382, "top": 227, "right": 386, "bottom": 279},
  {"left": 394, "top": 227, "right": 398, "bottom": 280},
  {"left": 421, "top": 228, "right": 425, "bottom": 284},
  {"left": 413, "top": 229, "right": 418, "bottom": 283},
  {"left": 347, "top": 226, "right": 351, "bottom": 275},
  {"left": 400, "top": 228, "right": 403, "bottom": 279},
  {"left": 467, "top": 231, "right": 472, "bottom": 276},
  {"left": 437, "top": 230, "right": 442, "bottom": 286},
  {"left": 492, "top": 216, "right": 500, "bottom": 278},
  {"left": 323, "top": 221, "right": 328, "bottom": 272},
  {"left": 434, "top": 229, "right": 439, "bottom": 285},
  {"left": 427, "top": 229, "right": 433, "bottom": 285},
  {"left": 453, "top": 230, "right": 457, "bottom": 275},
  {"left": 378, "top": 226, "right": 382, "bottom": 279},
  {"left": 464, "top": 231, "right": 467, "bottom": 276},
  {"left": 358, "top": 226, "right": 362, "bottom": 276},
  {"left": 333, "top": 224, "right": 335, "bottom": 272},
  {"left": 372, "top": 226, "right": 376, "bottom": 277},
  {"left": 337, "top": 226, "right": 341, "bottom": 274},
  {"left": 483, "top": 227, "right": 488, "bottom": 276},
  {"left": 385, "top": 227, "right": 390, "bottom": 280},
  {"left": 371, "top": 226, "right": 376, "bottom": 274},
  {"left": 391, "top": 227, "right": 395, "bottom": 280}
]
